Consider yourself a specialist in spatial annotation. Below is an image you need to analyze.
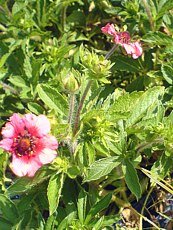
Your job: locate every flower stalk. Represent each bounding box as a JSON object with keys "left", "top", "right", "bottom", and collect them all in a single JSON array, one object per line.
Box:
[{"left": 73, "top": 79, "right": 92, "bottom": 137}]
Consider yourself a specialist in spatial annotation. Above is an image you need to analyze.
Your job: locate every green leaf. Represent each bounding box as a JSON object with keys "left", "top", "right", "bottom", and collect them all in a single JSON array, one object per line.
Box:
[
  {"left": 122, "top": 159, "right": 141, "bottom": 199},
  {"left": 17, "top": 192, "right": 36, "bottom": 214},
  {"left": 23, "top": 55, "right": 32, "bottom": 78},
  {"left": 37, "top": 84, "right": 68, "bottom": 115},
  {"left": 7, "top": 167, "right": 54, "bottom": 196},
  {"left": 77, "top": 189, "right": 87, "bottom": 224},
  {"left": 57, "top": 211, "right": 77, "bottom": 230},
  {"left": 0, "top": 217, "right": 12, "bottom": 230},
  {"left": 161, "top": 64, "right": 173, "bottom": 84},
  {"left": 47, "top": 173, "right": 64, "bottom": 216},
  {"left": 157, "top": 0, "right": 173, "bottom": 20},
  {"left": 27, "top": 102, "right": 44, "bottom": 114},
  {"left": 0, "top": 194, "right": 19, "bottom": 224},
  {"left": 84, "top": 193, "right": 112, "bottom": 225},
  {"left": 45, "top": 215, "right": 56, "bottom": 230},
  {"left": 8, "top": 75, "right": 28, "bottom": 88},
  {"left": 113, "top": 55, "right": 141, "bottom": 72},
  {"left": 142, "top": 32, "right": 173, "bottom": 46},
  {"left": 6, "top": 177, "right": 32, "bottom": 196},
  {"left": 126, "top": 86, "right": 164, "bottom": 127},
  {"left": 84, "top": 156, "right": 120, "bottom": 182}
]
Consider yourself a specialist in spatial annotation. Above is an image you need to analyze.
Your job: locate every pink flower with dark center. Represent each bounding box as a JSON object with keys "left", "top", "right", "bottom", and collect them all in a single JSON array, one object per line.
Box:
[
  {"left": 101, "top": 23, "right": 143, "bottom": 59},
  {"left": 0, "top": 113, "right": 58, "bottom": 177},
  {"left": 114, "top": 31, "right": 131, "bottom": 45}
]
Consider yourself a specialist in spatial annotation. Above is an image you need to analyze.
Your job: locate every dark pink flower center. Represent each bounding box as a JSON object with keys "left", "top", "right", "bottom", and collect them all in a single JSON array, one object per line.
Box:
[
  {"left": 118, "top": 32, "right": 130, "bottom": 44},
  {"left": 13, "top": 132, "right": 36, "bottom": 157}
]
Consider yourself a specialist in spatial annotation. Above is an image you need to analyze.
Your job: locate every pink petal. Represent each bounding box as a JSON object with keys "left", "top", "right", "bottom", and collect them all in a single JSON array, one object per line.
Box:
[
  {"left": 9, "top": 113, "right": 25, "bottom": 134},
  {"left": 101, "top": 23, "right": 116, "bottom": 36},
  {"left": 42, "top": 135, "right": 58, "bottom": 150},
  {"left": 11, "top": 155, "right": 42, "bottom": 177},
  {"left": 1, "top": 123, "right": 15, "bottom": 138},
  {"left": 35, "top": 115, "right": 50, "bottom": 136},
  {"left": 123, "top": 42, "right": 142, "bottom": 59},
  {"left": 123, "top": 43, "right": 135, "bottom": 55},
  {"left": 38, "top": 148, "right": 57, "bottom": 164},
  {"left": 0, "top": 138, "right": 13, "bottom": 151},
  {"left": 23, "top": 114, "right": 50, "bottom": 137},
  {"left": 132, "top": 42, "right": 143, "bottom": 59}
]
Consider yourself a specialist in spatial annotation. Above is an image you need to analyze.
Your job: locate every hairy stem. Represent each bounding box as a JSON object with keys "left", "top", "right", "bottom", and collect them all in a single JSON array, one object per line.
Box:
[
  {"left": 68, "top": 93, "right": 75, "bottom": 125},
  {"left": 73, "top": 80, "right": 92, "bottom": 136},
  {"left": 141, "top": 0, "right": 154, "bottom": 31}
]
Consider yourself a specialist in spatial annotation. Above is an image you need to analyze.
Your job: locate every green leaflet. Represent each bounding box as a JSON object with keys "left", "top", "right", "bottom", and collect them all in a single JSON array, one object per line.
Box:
[
  {"left": 47, "top": 173, "right": 64, "bottom": 216},
  {"left": 84, "top": 156, "right": 121, "bottom": 182},
  {"left": 122, "top": 159, "right": 142, "bottom": 199},
  {"left": 126, "top": 86, "right": 164, "bottom": 127},
  {"left": 37, "top": 84, "right": 68, "bottom": 116}
]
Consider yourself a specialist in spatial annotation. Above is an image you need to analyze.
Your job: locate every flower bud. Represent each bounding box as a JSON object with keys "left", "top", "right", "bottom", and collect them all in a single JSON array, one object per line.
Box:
[{"left": 62, "top": 69, "right": 80, "bottom": 93}]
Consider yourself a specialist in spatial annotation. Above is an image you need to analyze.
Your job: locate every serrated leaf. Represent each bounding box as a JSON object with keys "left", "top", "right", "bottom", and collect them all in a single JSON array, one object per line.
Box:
[
  {"left": 142, "top": 32, "right": 173, "bottom": 46},
  {"left": 47, "top": 173, "right": 64, "bottom": 216},
  {"left": 23, "top": 55, "right": 32, "bottom": 78},
  {"left": 27, "top": 102, "right": 44, "bottom": 114},
  {"left": 161, "top": 64, "right": 173, "bottom": 84},
  {"left": 84, "top": 156, "right": 120, "bottom": 182},
  {"left": 126, "top": 86, "right": 164, "bottom": 127},
  {"left": 122, "top": 159, "right": 141, "bottom": 199},
  {"left": 157, "top": 0, "right": 173, "bottom": 20},
  {"left": 0, "top": 194, "right": 19, "bottom": 224},
  {"left": 37, "top": 84, "right": 68, "bottom": 115},
  {"left": 113, "top": 55, "right": 141, "bottom": 72},
  {"left": 6, "top": 177, "right": 32, "bottom": 196},
  {"left": 7, "top": 167, "right": 54, "bottom": 196},
  {"left": 8, "top": 75, "right": 28, "bottom": 88},
  {"left": 84, "top": 193, "right": 112, "bottom": 225},
  {"left": 77, "top": 189, "right": 87, "bottom": 224}
]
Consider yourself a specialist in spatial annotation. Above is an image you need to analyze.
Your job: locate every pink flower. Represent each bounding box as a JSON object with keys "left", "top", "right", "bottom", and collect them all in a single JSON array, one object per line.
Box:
[
  {"left": 101, "top": 23, "right": 143, "bottom": 59},
  {"left": 114, "top": 31, "right": 131, "bottom": 45},
  {"left": 0, "top": 113, "right": 58, "bottom": 177},
  {"left": 123, "top": 42, "right": 143, "bottom": 59},
  {"left": 101, "top": 23, "right": 116, "bottom": 36}
]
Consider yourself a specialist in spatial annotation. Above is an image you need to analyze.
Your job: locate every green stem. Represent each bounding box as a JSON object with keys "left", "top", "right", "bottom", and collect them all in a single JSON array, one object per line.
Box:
[
  {"left": 141, "top": 0, "right": 154, "bottom": 31},
  {"left": 139, "top": 187, "right": 153, "bottom": 230},
  {"left": 73, "top": 80, "right": 92, "bottom": 136},
  {"left": 62, "top": 5, "right": 67, "bottom": 31},
  {"left": 68, "top": 93, "right": 75, "bottom": 125}
]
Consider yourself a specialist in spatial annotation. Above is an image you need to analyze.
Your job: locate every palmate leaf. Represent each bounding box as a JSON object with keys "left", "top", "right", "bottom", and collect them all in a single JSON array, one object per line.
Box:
[{"left": 83, "top": 156, "right": 121, "bottom": 182}]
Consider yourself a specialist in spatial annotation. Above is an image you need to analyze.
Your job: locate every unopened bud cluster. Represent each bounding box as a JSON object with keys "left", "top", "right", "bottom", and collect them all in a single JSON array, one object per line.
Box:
[{"left": 80, "top": 47, "right": 113, "bottom": 83}]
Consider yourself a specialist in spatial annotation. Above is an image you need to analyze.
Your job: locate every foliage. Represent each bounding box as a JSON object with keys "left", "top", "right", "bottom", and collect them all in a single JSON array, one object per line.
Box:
[{"left": 0, "top": 0, "right": 173, "bottom": 229}]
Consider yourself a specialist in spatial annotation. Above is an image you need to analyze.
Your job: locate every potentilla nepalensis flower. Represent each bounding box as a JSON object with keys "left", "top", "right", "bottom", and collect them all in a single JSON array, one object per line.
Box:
[
  {"left": 0, "top": 113, "right": 58, "bottom": 177},
  {"left": 101, "top": 23, "right": 142, "bottom": 59}
]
